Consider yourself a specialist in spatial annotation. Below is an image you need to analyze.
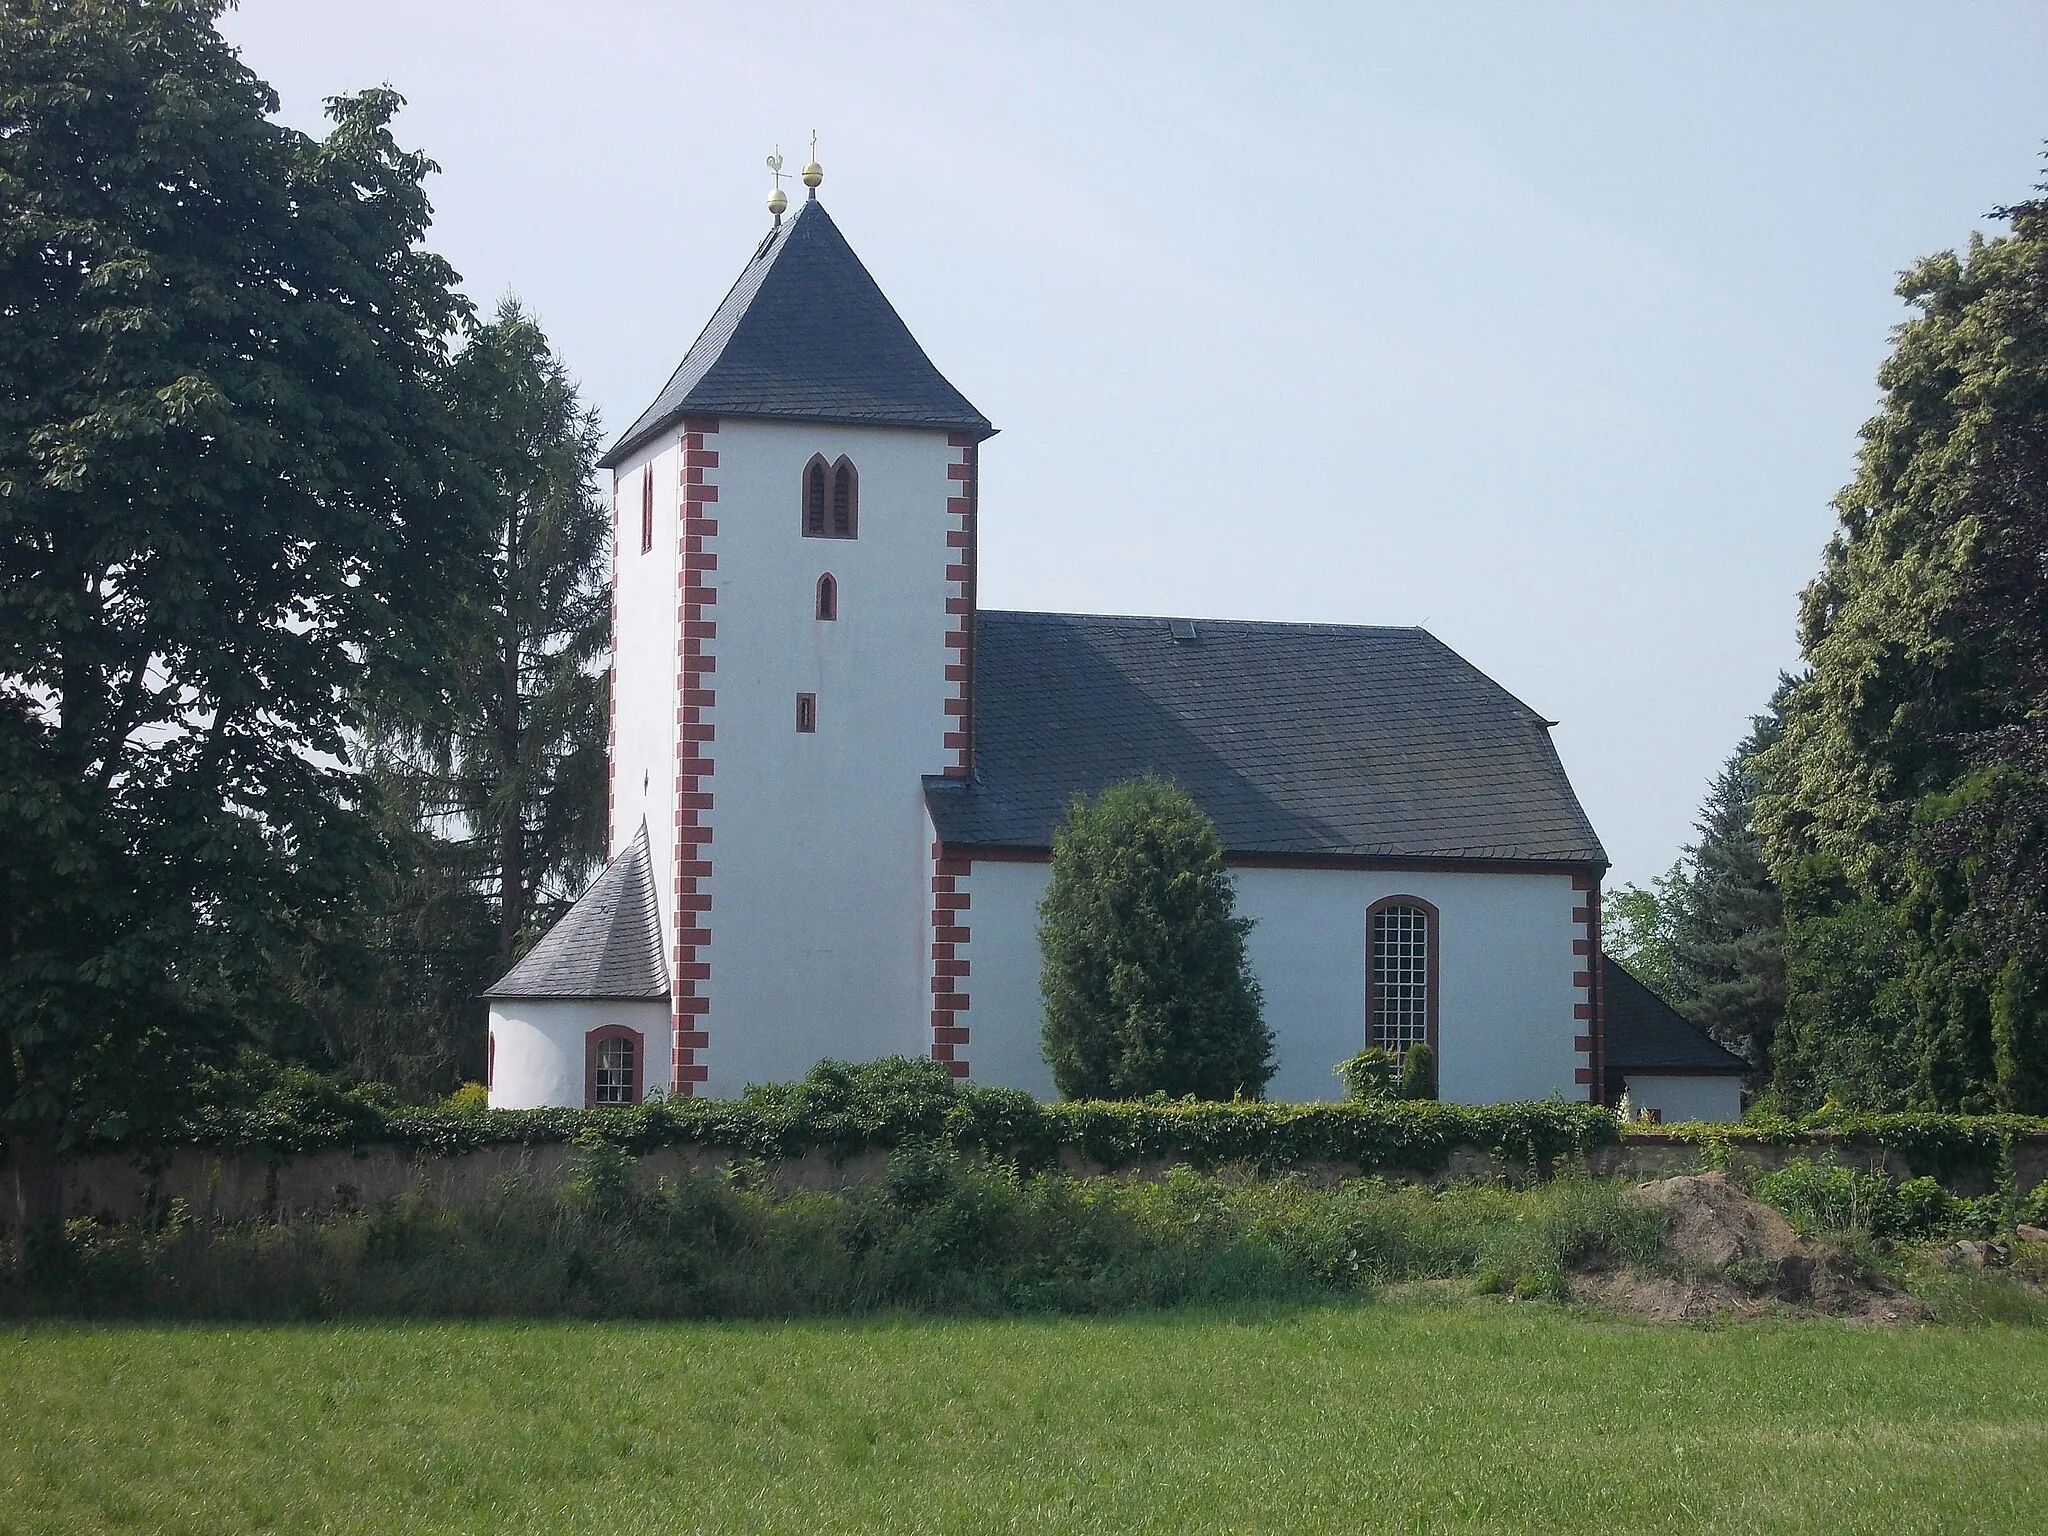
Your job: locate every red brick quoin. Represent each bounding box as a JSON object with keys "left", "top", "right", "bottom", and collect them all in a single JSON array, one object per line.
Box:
[
  {"left": 1570, "top": 872, "right": 1602, "bottom": 1102},
  {"left": 930, "top": 844, "right": 972, "bottom": 1078},
  {"left": 672, "top": 417, "right": 719, "bottom": 1095}
]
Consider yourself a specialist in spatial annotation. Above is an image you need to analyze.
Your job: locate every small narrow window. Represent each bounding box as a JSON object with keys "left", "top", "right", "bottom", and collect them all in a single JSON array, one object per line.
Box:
[
  {"left": 832, "top": 459, "right": 856, "bottom": 537},
  {"left": 641, "top": 465, "right": 654, "bottom": 554},
  {"left": 796, "top": 692, "right": 817, "bottom": 733},
  {"left": 584, "top": 1026, "right": 644, "bottom": 1108},
  {"left": 1367, "top": 897, "right": 1438, "bottom": 1063},
  {"left": 815, "top": 573, "right": 837, "bottom": 621},
  {"left": 804, "top": 457, "right": 828, "bottom": 536}
]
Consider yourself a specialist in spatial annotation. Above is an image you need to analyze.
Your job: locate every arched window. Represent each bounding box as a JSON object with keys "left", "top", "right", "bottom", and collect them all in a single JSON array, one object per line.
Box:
[
  {"left": 803, "top": 456, "right": 829, "bottom": 537},
  {"left": 640, "top": 464, "right": 654, "bottom": 554},
  {"left": 585, "top": 1025, "right": 644, "bottom": 1107},
  {"left": 801, "top": 455, "right": 858, "bottom": 538},
  {"left": 1367, "top": 896, "right": 1438, "bottom": 1063},
  {"left": 832, "top": 457, "right": 857, "bottom": 537},
  {"left": 815, "top": 573, "right": 837, "bottom": 621}
]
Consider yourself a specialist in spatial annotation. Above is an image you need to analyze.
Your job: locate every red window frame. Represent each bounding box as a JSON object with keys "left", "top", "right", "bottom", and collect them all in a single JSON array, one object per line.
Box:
[
  {"left": 1365, "top": 894, "right": 1440, "bottom": 1061},
  {"left": 584, "top": 1024, "right": 645, "bottom": 1108}
]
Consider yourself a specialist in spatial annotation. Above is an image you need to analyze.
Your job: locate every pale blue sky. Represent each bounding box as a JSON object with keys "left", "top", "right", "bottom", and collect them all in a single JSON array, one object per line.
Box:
[{"left": 223, "top": 0, "right": 2048, "bottom": 886}]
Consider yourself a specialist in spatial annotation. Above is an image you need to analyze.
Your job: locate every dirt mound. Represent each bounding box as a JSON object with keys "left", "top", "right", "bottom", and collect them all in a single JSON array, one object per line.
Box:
[{"left": 1569, "top": 1172, "right": 1927, "bottom": 1324}]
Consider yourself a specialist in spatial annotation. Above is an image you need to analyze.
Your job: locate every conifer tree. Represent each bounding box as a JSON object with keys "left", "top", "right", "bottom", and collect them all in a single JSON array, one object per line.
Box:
[
  {"left": 1666, "top": 687, "right": 1789, "bottom": 1071},
  {"left": 1038, "top": 777, "right": 1272, "bottom": 1100}
]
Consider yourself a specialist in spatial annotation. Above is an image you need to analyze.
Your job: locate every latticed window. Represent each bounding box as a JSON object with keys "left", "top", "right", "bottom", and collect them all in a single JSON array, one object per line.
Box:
[
  {"left": 1370, "top": 902, "right": 1432, "bottom": 1059},
  {"left": 594, "top": 1035, "right": 637, "bottom": 1106}
]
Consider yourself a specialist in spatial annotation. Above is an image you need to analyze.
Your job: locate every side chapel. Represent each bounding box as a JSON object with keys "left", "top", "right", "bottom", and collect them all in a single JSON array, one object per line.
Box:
[{"left": 485, "top": 155, "right": 1745, "bottom": 1119}]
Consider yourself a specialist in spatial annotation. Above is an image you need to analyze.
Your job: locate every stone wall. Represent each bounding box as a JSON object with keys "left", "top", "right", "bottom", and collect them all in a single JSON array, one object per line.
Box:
[{"left": 53, "top": 1132, "right": 2048, "bottom": 1228}]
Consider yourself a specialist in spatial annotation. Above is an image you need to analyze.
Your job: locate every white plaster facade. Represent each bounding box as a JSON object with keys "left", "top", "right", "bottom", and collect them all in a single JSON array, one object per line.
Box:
[
  {"left": 681, "top": 422, "right": 959, "bottom": 1098},
  {"left": 1621, "top": 1074, "right": 1744, "bottom": 1124},
  {"left": 950, "top": 856, "right": 1587, "bottom": 1104},
  {"left": 488, "top": 999, "right": 672, "bottom": 1110}
]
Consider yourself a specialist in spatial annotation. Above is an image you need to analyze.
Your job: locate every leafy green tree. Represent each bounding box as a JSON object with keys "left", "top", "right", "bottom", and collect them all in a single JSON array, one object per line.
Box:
[
  {"left": 1601, "top": 867, "right": 1684, "bottom": 1001},
  {"left": 1038, "top": 777, "right": 1273, "bottom": 1100},
  {"left": 0, "top": 0, "right": 480, "bottom": 1233},
  {"left": 1754, "top": 167, "right": 2048, "bottom": 1110}
]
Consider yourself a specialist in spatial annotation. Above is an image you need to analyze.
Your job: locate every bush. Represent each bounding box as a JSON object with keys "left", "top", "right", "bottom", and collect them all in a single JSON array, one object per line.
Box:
[
  {"left": 1037, "top": 777, "right": 1274, "bottom": 1100},
  {"left": 1, "top": 1153, "right": 1669, "bottom": 1321}
]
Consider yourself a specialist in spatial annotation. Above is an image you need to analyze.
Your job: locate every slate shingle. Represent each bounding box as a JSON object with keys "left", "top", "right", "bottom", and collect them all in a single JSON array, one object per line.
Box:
[
  {"left": 1601, "top": 956, "right": 1749, "bottom": 1073},
  {"left": 484, "top": 824, "right": 668, "bottom": 1000},
  {"left": 924, "top": 611, "right": 1608, "bottom": 865},
  {"left": 598, "top": 198, "right": 993, "bottom": 468}
]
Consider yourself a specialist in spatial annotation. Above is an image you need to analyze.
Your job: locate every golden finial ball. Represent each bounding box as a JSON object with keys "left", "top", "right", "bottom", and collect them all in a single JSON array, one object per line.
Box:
[
  {"left": 768, "top": 187, "right": 789, "bottom": 217},
  {"left": 802, "top": 160, "right": 823, "bottom": 189}
]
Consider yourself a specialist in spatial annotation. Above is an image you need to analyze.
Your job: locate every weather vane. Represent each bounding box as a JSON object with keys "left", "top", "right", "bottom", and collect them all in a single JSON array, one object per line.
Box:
[
  {"left": 766, "top": 147, "right": 788, "bottom": 223},
  {"left": 803, "top": 131, "right": 822, "bottom": 197}
]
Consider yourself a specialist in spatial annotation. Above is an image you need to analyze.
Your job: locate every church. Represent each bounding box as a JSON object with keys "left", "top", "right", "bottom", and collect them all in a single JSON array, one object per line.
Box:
[{"left": 484, "top": 157, "right": 1744, "bottom": 1117}]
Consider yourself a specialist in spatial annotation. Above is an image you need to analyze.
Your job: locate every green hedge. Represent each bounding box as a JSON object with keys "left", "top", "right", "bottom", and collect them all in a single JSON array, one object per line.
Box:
[
  {"left": 123, "top": 1057, "right": 1617, "bottom": 1174},
  {"left": 79, "top": 1058, "right": 2048, "bottom": 1182}
]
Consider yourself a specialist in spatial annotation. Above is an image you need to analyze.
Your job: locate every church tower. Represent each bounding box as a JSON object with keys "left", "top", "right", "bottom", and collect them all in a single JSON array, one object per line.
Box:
[{"left": 487, "top": 166, "right": 993, "bottom": 1105}]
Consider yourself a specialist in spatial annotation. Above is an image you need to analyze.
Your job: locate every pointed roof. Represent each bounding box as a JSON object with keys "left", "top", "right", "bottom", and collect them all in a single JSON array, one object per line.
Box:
[
  {"left": 599, "top": 198, "right": 993, "bottom": 467},
  {"left": 483, "top": 824, "right": 668, "bottom": 1001}
]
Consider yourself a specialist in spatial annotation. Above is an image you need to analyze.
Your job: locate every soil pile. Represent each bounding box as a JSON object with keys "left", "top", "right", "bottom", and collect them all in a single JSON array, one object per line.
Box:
[{"left": 1570, "top": 1172, "right": 1927, "bottom": 1323}]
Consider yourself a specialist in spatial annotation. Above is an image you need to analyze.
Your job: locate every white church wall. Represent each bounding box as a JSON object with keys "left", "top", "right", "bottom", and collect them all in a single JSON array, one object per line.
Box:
[
  {"left": 955, "top": 857, "right": 1057, "bottom": 1099},
  {"left": 1621, "top": 1074, "right": 1743, "bottom": 1124},
  {"left": 693, "top": 420, "right": 956, "bottom": 1097},
  {"left": 608, "top": 435, "right": 682, "bottom": 953},
  {"left": 488, "top": 999, "right": 674, "bottom": 1110},
  {"left": 955, "top": 859, "right": 1583, "bottom": 1105},
  {"left": 1231, "top": 866, "right": 1582, "bottom": 1104}
]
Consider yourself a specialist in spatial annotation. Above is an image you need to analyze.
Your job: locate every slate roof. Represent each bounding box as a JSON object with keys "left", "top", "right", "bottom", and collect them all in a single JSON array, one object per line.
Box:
[
  {"left": 483, "top": 825, "right": 669, "bottom": 1001},
  {"left": 599, "top": 197, "right": 993, "bottom": 468},
  {"left": 1601, "top": 956, "right": 1748, "bottom": 1074},
  {"left": 924, "top": 612, "right": 1607, "bottom": 864}
]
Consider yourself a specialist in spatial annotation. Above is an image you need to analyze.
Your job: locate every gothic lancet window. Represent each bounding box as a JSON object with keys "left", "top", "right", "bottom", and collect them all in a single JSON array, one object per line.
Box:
[
  {"left": 816, "top": 573, "right": 838, "bottom": 621},
  {"left": 801, "top": 455, "right": 858, "bottom": 538},
  {"left": 832, "top": 458, "right": 857, "bottom": 536},
  {"left": 1367, "top": 896, "right": 1438, "bottom": 1063}
]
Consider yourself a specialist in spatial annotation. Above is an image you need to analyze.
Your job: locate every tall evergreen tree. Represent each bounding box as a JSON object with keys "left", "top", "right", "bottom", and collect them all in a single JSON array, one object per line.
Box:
[
  {"left": 367, "top": 299, "right": 610, "bottom": 965},
  {"left": 1666, "top": 684, "right": 1789, "bottom": 1072},
  {"left": 1038, "top": 777, "right": 1273, "bottom": 1100},
  {"left": 0, "top": 0, "right": 481, "bottom": 1232}
]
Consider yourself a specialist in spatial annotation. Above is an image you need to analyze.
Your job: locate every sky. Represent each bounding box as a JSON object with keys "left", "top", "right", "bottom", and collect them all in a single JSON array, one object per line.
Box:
[{"left": 220, "top": 0, "right": 2048, "bottom": 887}]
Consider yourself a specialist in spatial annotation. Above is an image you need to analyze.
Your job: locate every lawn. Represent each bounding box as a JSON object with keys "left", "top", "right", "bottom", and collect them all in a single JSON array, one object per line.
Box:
[{"left": 2, "top": 1303, "right": 2044, "bottom": 1534}]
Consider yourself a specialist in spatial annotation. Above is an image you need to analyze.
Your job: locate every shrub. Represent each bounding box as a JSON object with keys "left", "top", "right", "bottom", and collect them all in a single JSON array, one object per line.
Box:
[
  {"left": 1037, "top": 777, "right": 1273, "bottom": 1100},
  {"left": 1333, "top": 1050, "right": 1398, "bottom": 1102},
  {"left": 1398, "top": 1043, "right": 1438, "bottom": 1102}
]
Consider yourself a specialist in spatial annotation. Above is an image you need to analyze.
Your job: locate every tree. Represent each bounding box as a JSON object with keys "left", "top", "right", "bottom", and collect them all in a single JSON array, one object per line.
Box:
[
  {"left": 1665, "top": 686, "right": 1789, "bottom": 1071},
  {"left": 1600, "top": 865, "right": 1684, "bottom": 1002},
  {"left": 0, "top": 0, "right": 480, "bottom": 1234},
  {"left": 1754, "top": 164, "right": 2048, "bottom": 1110},
  {"left": 367, "top": 298, "right": 610, "bottom": 962},
  {"left": 1038, "top": 777, "right": 1273, "bottom": 1100}
]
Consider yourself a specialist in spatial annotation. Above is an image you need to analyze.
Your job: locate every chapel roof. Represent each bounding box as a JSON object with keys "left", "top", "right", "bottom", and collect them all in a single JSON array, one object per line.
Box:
[
  {"left": 1600, "top": 956, "right": 1749, "bottom": 1075},
  {"left": 598, "top": 197, "right": 993, "bottom": 468},
  {"left": 925, "top": 611, "right": 1608, "bottom": 866},
  {"left": 483, "top": 824, "right": 668, "bottom": 1001}
]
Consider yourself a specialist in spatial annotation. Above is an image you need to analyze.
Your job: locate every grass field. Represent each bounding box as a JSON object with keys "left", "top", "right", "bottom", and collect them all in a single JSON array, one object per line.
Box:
[{"left": 4, "top": 1302, "right": 2045, "bottom": 1534}]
